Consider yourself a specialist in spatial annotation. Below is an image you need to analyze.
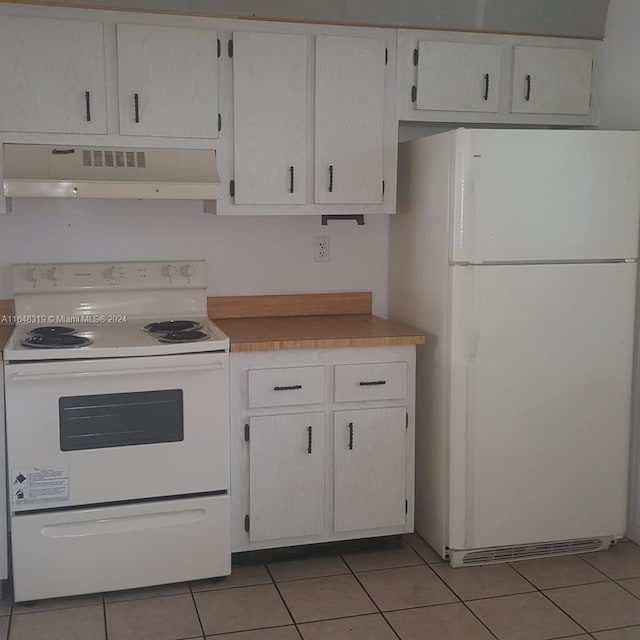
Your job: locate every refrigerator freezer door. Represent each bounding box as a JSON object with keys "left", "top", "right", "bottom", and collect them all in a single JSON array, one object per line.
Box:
[
  {"left": 448, "top": 262, "right": 635, "bottom": 550},
  {"left": 451, "top": 129, "right": 640, "bottom": 263}
]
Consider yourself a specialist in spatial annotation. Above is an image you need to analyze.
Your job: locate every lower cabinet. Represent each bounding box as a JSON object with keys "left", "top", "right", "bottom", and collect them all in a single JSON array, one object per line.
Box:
[{"left": 230, "top": 346, "right": 416, "bottom": 552}]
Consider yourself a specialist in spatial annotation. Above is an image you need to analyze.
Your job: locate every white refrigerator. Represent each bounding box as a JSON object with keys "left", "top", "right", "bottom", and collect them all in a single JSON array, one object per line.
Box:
[{"left": 389, "top": 128, "right": 640, "bottom": 566}]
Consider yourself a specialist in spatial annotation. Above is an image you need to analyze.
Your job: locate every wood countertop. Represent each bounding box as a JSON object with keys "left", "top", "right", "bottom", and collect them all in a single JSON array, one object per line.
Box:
[
  {"left": 215, "top": 314, "right": 425, "bottom": 352},
  {"left": 0, "top": 325, "right": 14, "bottom": 356}
]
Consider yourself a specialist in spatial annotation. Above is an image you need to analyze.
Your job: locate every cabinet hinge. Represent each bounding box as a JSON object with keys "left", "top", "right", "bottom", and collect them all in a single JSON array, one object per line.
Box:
[
  {"left": 405, "top": 499, "right": 408, "bottom": 515},
  {"left": 406, "top": 412, "right": 408, "bottom": 429},
  {"left": 244, "top": 423, "right": 250, "bottom": 442},
  {"left": 230, "top": 180, "right": 235, "bottom": 198},
  {"left": 228, "top": 39, "right": 234, "bottom": 58},
  {"left": 413, "top": 48, "right": 419, "bottom": 66},
  {"left": 217, "top": 38, "right": 221, "bottom": 58},
  {"left": 244, "top": 514, "right": 250, "bottom": 532},
  {"left": 411, "top": 86, "right": 417, "bottom": 103},
  {"left": 218, "top": 113, "right": 222, "bottom": 133},
  {"left": 385, "top": 47, "right": 388, "bottom": 65}
]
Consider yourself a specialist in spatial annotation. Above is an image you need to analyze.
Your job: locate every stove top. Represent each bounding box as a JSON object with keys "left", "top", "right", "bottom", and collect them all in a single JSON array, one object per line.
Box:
[{"left": 4, "top": 260, "right": 230, "bottom": 361}]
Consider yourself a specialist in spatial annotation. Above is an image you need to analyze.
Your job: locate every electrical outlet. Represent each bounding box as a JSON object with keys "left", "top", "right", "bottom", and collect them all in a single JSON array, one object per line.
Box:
[{"left": 314, "top": 236, "right": 330, "bottom": 262}]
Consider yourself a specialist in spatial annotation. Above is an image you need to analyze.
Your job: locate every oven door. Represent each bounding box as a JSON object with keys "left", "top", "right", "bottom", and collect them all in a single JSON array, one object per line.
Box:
[{"left": 5, "top": 352, "right": 229, "bottom": 511}]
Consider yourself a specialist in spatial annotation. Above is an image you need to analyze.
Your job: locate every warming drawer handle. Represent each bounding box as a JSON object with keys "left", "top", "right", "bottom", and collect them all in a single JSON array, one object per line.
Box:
[{"left": 11, "top": 362, "right": 225, "bottom": 382}]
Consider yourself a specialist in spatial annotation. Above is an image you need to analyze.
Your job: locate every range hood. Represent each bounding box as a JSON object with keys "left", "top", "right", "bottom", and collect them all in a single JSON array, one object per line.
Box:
[{"left": 3, "top": 144, "right": 221, "bottom": 200}]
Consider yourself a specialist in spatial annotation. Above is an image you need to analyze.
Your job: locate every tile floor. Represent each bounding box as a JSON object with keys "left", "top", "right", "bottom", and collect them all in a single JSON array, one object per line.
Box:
[{"left": 3, "top": 535, "right": 640, "bottom": 639}]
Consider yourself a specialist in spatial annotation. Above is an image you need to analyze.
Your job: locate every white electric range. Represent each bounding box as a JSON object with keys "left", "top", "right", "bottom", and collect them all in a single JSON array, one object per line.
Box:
[{"left": 3, "top": 260, "right": 231, "bottom": 602}]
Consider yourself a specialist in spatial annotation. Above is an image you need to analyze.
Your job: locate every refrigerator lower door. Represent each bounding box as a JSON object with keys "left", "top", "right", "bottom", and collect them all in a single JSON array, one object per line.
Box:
[{"left": 449, "top": 262, "right": 636, "bottom": 551}]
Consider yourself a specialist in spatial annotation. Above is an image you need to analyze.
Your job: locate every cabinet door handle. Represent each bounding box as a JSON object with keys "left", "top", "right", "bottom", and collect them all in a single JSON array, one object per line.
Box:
[
  {"left": 525, "top": 74, "right": 531, "bottom": 102},
  {"left": 348, "top": 422, "right": 354, "bottom": 450},
  {"left": 307, "top": 425, "right": 313, "bottom": 454},
  {"left": 359, "top": 380, "right": 386, "bottom": 386},
  {"left": 289, "top": 166, "right": 294, "bottom": 194},
  {"left": 85, "top": 91, "right": 91, "bottom": 122},
  {"left": 273, "top": 384, "right": 302, "bottom": 391},
  {"left": 483, "top": 74, "right": 489, "bottom": 101},
  {"left": 328, "top": 165, "right": 334, "bottom": 193},
  {"left": 134, "top": 92, "right": 140, "bottom": 123}
]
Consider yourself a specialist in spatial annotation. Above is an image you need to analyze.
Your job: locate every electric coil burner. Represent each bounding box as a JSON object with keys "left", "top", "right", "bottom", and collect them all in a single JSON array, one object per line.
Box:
[{"left": 3, "top": 260, "right": 231, "bottom": 602}]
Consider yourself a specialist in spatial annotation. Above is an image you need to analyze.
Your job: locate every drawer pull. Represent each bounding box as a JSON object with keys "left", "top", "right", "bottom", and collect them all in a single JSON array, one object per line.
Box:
[
  {"left": 307, "top": 425, "right": 312, "bottom": 454},
  {"left": 273, "top": 384, "right": 302, "bottom": 391},
  {"left": 348, "top": 422, "right": 354, "bottom": 450},
  {"left": 359, "top": 380, "right": 386, "bottom": 386}
]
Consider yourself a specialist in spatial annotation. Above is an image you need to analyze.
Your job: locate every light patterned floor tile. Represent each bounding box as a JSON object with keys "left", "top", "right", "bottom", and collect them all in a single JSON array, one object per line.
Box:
[
  {"left": 105, "top": 593, "right": 202, "bottom": 640},
  {"left": 356, "top": 565, "right": 457, "bottom": 611},
  {"left": 343, "top": 543, "right": 424, "bottom": 572},
  {"left": 277, "top": 574, "right": 376, "bottom": 623},
  {"left": 579, "top": 542, "right": 640, "bottom": 580},
  {"left": 104, "top": 582, "right": 189, "bottom": 603},
  {"left": 13, "top": 592, "right": 103, "bottom": 614},
  {"left": 385, "top": 602, "right": 495, "bottom": 640},
  {"left": 511, "top": 554, "right": 609, "bottom": 590},
  {"left": 194, "top": 583, "right": 291, "bottom": 635},
  {"left": 268, "top": 556, "right": 349, "bottom": 582},
  {"left": 467, "top": 591, "right": 584, "bottom": 640},
  {"left": 616, "top": 577, "right": 640, "bottom": 599},
  {"left": 403, "top": 533, "right": 445, "bottom": 563},
  {"left": 191, "top": 564, "right": 272, "bottom": 592},
  {"left": 298, "top": 614, "right": 397, "bottom": 640},
  {"left": 9, "top": 604, "right": 105, "bottom": 640},
  {"left": 544, "top": 581, "right": 640, "bottom": 632},
  {"left": 433, "top": 562, "right": 535, "bottom": 600}
]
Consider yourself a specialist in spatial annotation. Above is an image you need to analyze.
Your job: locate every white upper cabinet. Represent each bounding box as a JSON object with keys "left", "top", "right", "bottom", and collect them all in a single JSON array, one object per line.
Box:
[
  {"left": 0, "top": 16, "right": 107, "bottom": 134},
  {"left": 397, "top": 29, "right": 599, "bottom": 126},
  {"left": 416, "top": 41, "right": 501, "bottom": 113},
  {"left": 511, "top": 46, "right": 593, "bottom": 116},
  {"left": 315, "top": 35, "right": 386, "bottom": 205},
  {"left": 233, "top": 32, "right": 307, "bottom": 205},
  {"left": 116, "top": 23, "right": 218, "bottom": 138}
]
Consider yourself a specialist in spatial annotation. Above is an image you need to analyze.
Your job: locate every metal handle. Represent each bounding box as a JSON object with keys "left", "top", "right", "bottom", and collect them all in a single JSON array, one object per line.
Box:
[
  {"left": 134, "top": 92, "right": 140, "bottom": 123},
  {"left": 483, "top": 74, "right": 489, "bottom": 101},
  {"left": 348, "top": 422, "right": 353, "bottom": 450},
  {"left": 525, "top": 74, "right": 531, "bottom": 102},
  {"left": 11, "top": 362, "right": 225, "bottom": 382},
  {"left": 359, "top": 380, "right": 386, "bottom": 386},
  {"left": 51, "top": 148, "right": 75, "bottom": 155},
  {"left": 273, "top": 384, "right": 302, "bottom": 391},
  {"left": 289, "top": 166, "right": 294, "bottom": 194},
  {"left": 307, "top": 425, "right": 312, "bottom": 454},
  {"left": 328, "top": 165, "right": 334, "bottom": 193},
  {"left": 85, "top": 91, "right": 91, "bottom": 122}
]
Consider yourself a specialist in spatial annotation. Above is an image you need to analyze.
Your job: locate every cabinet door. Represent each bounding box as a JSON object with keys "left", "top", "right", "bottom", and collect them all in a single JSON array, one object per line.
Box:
[
  {"left": 315, "top": 35, "right": 385, "bottom": 204},
  {"left": 249, "top": 412, "right": 325, "bottom": 541},
  {"left": 334, "top": 407, "right": 406, "bottom": 532},
  {"left": 233, "top": 32, "right": 307, "bottom": 204},
  {"left": 511, "top": 46, "right": 593, "bottom": 115},
  {"left": 416, "top": 41, "right": 501, "bottom": 113},
  {"left": 117, "top": 23, "right": 218, "bottom": 138},
  {"left": 0, "top": 16, "right": 106, "bottom": 134}
]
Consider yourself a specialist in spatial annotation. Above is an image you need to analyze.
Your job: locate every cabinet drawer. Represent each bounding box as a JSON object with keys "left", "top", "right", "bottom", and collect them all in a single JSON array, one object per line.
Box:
[
  {"left": 248, "top": 366, "right": 325, "bottom": 408},
  {"left": 334, "top": 362, "right": 407, "bottom": 402}
]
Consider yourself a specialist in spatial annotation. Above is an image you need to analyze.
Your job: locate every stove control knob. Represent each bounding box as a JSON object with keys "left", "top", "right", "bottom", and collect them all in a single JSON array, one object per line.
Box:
[
  {"left": 162, "top": 264, "right": 177, "bottom": 279},
  {"left": 26, "top": 267, "right": 40, "bottom": 283},
  {"left": 104, "top": 266, "right": 124, "bottom": 283},
  {"left": 46, "top": 267, "right": 61, "bottom": 283},
  {"left": 180, "top": 264, "right": 195, "bottom": 279}
]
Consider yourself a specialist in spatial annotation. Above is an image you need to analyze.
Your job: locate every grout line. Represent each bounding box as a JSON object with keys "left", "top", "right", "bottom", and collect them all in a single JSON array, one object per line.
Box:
[
  {"left": 188, "top": 580, "right": 207, "bottom": 639},
  {"left": 263, "top": 564, "right": 304, "bottom": 639},
  {"left": 102, "top": 594, "right": 108, "bottom": 640}
]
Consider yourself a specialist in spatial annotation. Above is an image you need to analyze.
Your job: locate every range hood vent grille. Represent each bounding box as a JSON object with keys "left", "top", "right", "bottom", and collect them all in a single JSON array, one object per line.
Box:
[{"left": 4, "top": 144, "right": 220, "bottom": 200}]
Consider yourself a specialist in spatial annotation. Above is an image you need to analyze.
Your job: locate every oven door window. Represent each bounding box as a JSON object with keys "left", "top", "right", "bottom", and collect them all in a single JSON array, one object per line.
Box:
[{"left": 59, "top": 390, "right": 184, "bottom": 451}]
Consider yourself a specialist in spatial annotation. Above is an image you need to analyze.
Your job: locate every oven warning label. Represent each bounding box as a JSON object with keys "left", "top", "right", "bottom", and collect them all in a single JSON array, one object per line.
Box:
[{"left": 11, "top": 467, "right": 69, "bottom": 505}]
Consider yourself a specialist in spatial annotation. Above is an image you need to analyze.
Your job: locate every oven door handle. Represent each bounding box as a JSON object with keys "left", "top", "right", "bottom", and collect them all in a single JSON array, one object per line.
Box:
[{"left": 11, "top": 362, "right": 225, "bottom": 382}]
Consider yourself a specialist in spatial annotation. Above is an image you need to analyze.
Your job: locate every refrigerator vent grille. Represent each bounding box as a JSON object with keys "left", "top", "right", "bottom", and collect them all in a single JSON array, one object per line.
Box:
[{"left": 461, "top": 538, "right": 603, "bottom": 565}]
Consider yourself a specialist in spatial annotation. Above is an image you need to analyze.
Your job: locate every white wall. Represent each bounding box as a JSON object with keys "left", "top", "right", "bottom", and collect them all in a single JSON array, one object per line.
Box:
[
  {"left": 599, "top": 0, "right": 640, "bottom": 129},
  {"left": 0, "top": 199, "right": 389, "bottom": 316}
]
